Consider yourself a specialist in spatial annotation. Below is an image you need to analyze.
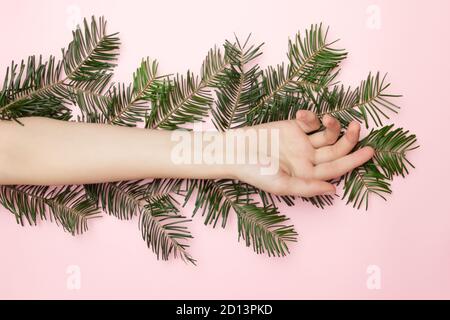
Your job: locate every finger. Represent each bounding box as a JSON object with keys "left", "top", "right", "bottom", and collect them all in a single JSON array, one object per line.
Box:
[
  {"left": 314, "top": 121, "right": 361, "bottom": 164},
  {"left": 270, "top": 176, "right": 336, "bottom": 197},
  {"left": 295, "top": 110, "right": 321, "bottom": 133},
  {"left": 309, "top": 114, "right": 341, "bottom": 148},
  {"left": 313, "top": 146, "right": 375, "bottom": 180}
]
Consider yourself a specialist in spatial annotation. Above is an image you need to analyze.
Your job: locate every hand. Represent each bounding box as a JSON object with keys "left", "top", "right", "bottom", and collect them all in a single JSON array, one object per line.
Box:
[{"left": 231, "top": 111, "right": 374, "bottom": 197}]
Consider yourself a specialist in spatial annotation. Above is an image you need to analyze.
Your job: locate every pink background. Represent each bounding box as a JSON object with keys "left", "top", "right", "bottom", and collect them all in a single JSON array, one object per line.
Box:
[{"left": 1, "top": 0, "right": 449, "bottom": 299}]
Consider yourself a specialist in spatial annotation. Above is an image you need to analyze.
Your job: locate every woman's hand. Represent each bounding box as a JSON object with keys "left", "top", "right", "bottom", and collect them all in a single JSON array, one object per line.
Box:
[
  {"left": 230, "top": 111, "right": 374, "bottom": 197},
  {"left": 0, "top": 114, "right": 373, "bottom": 197}
]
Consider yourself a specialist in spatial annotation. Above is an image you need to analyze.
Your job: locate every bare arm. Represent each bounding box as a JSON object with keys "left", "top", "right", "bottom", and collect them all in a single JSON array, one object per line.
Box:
[
  {"left": 0, "top": 112, "right": 373, "bottom": 197},
  {"left": 0, "top": 117, "right": 230, "bottom": 185}
]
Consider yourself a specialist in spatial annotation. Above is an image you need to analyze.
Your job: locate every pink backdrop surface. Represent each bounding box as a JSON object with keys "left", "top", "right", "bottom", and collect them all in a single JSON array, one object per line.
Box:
[{"left": 0, "top": 0, "right": 449, "bottom": 299}]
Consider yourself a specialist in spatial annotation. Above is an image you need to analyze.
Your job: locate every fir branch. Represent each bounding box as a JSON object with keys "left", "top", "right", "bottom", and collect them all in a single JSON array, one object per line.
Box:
[
  {"left": 105, "top": 58, "right": 161, "bottom": 126},
  {"left": 139, "top": 194, "right": 195, "bottom": 265},
  {"left": 0, "top": 16, "right": 119, "bottom": 121},
  {"left": 0, "top": 185, "right": 50, "bottom": 226},
  {"left": 106, "top": 83, "right": 149, "bottom": 126},
  {"left": 132, "top": 58, "right": 161, "bottom": 101},
  {"left": 74, "top": 85, "right": 112, "bottom": 123},
  {"left": 236, "top": 203, "right": 298, "bottom": 256},
  {"left": 358, "top": 125, "right": 418, "bottom": 178},
  {"left": 187, "top": 179, "right": 255, "bottom": 228},
  {"left": 312, "top": 72, "right": 401, "bottom": 128},
  {"left": 0, "top": 185, "right": 99, "bottom": 235},
  {"left": 186, "top": 179, "right": 298, "bottom": 256},
  {"left": 287, "top": 24, "right": 345, "bottom": 83},
  {"left": 146, "top": 46, "right": 229, "bottom": 130},
  {"left": 342, "top": 161, "right": 391, "bottom": 210},
  {"left": 247, "top": 24, "right": 346, "bottom": 124},
  {"left": 85, "top": 178, "right": 184, "bottom": 220},
  {"left": 212, "top": 35, "right": 263, "bottom": 131},
  {"left": 342, "top": 125, "right": 418, "bottom": 209},
  {"left": 48, "top": 185, "right": 101, "bottom": 235},
  {"left": 63, "top": 16, "right": 120, "bottom": 88},
  {"left": 77, "top": 58, "right": 163, "bottom": 126},
  {"left": 248, "top": 86, "right": 309, "bottom": 124},
  {"left": 0, "top": 56, "right": 71, "bottom": 120},
  {"left": 86, "top": 178, "right": 194, "bottom": 263},
  {"left": 85, "top": 180, "right": 149, "bottom": 220}
]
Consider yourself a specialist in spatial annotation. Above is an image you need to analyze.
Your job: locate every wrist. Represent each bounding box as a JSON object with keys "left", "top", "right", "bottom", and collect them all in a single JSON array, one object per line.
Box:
[
  {"left": 167, "top": 129, "right": 241, "bottom": 180},
  {"left": 202, "top": 130, "right": 243, "bottom": 180}
]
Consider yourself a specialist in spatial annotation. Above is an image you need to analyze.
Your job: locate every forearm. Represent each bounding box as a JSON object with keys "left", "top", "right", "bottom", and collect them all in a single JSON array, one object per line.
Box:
[{"left": 0, "top": 117, "right": 233, "bottom": 185}]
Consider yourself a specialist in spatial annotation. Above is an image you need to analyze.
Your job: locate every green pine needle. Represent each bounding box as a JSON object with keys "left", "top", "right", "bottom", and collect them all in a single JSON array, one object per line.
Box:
[{"left": 0, "top": 185, "right": 99, "bottom": 235}]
